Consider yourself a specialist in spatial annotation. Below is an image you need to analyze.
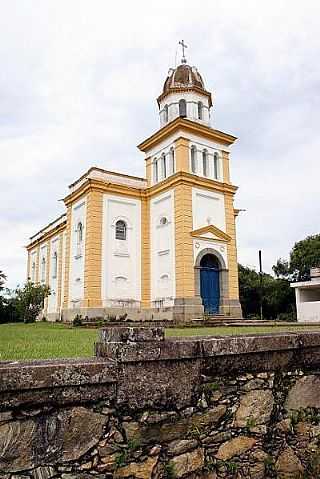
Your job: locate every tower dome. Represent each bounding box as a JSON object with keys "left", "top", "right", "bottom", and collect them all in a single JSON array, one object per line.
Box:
[
  {"left": 157, "top": 62, "right": 213, "bottom": 127},
  {"left": 162, "top": 64, "right": 206, "bottom": 96}
]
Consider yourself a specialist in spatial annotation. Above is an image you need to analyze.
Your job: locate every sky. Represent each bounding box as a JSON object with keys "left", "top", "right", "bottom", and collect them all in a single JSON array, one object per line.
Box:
[{"left": 1, "top": 0, "right": 319, "bottom": 288}]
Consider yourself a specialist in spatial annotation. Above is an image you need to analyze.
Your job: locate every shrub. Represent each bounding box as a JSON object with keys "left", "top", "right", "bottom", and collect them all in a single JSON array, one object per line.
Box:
[
  {"left": 14, "top": 281, "right": 50, "bottom": 323},
  {"left": 72, "top": 314, "right": 82, "bottom": 327}
]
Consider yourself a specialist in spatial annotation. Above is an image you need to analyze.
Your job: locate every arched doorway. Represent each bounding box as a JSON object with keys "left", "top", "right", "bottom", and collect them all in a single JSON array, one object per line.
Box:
[{"left": 200, "top": 254, "right": 220, "bottom": 314}]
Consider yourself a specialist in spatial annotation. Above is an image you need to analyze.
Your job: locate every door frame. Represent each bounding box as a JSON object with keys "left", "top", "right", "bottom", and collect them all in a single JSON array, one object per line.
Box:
[{"left": 194, "top": 247, "right": 229, "bottom": 311}]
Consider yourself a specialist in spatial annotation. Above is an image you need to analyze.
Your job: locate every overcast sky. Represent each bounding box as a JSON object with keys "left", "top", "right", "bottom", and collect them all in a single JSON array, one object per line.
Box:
[{"left": 1, "top": 0, "right": 319, "bottom": 288}]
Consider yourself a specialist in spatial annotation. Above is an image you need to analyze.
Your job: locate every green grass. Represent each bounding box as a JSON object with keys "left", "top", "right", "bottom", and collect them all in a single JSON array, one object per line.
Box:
[
  {"left": 1, "top": 322, "right": 320, "bottom": 361},
  {"left": 0, "top": 322, "right": 98, "bottom": 361}
]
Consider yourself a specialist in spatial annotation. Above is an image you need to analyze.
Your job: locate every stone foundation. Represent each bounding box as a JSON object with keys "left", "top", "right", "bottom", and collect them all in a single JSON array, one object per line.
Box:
[
  {"left": 59, "top": 295, "right": 237, "bottom": 323},
  {"left": 1, "top": 328, "right": 320, "bottom": 477}
]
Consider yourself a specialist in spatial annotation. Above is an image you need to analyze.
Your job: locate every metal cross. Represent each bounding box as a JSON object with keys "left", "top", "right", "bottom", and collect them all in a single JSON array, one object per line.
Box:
[{"left": 179, "top": 40, "right": 188, "bottom": 64}]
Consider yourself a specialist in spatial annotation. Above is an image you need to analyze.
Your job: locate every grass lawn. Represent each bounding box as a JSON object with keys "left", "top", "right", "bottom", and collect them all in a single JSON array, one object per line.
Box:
[{"left": 1, "top": 322, "right": 320, "bottom": 361}]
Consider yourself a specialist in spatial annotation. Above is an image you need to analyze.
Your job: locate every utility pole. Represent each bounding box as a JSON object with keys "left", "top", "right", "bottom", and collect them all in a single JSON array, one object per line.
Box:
[{"left": 259, "top": 250, "right": 263, "bottom": 321}]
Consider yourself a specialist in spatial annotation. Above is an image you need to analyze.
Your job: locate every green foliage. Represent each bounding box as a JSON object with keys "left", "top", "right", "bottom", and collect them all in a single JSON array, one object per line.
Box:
[
  {"left": 290, "top": 408, "right": 320, "bottom": 426},
  {"left": 239, "top": 264, "right": 295, "bottom": 320},
  {"left": 245, "top": 417, "right": 256, "bottom": 429},
  {"left": 14, "top": 281, "right": 50, "bottom": 323},
  {"left": 0, "top": 270, "right": 6, "bottom": 291},
  {"left": 164, "top": 462, "right": 176, "bottom": 479},
  {"left": 264, "top": 455, "right": 275, "bottom": 474},
  {"left": 127, "top": 439, "right": 141, "bottom": 451},
  {"left": 115, "top": 450, "right": 127, "bottom": 469},
  {"left": 188, "top": 425, "right": 202, "bottom": 438},
  {"left": 203, "top": 382, "right": 220, "bottom": 392},
  {"left": 273, "top": 234, "right": 320, "bottom": 282}
]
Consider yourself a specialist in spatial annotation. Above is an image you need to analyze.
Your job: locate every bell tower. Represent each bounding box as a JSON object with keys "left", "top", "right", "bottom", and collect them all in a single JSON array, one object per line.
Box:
[{"left": 138, "top": 45, "right": 242, "bottom": 320}]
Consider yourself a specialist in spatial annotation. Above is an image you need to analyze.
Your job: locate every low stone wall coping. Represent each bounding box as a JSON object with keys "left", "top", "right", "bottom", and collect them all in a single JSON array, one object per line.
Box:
[
  {"left": 95, "top": 330, "right": 320, "bottom": 362},
  {"left": 2, "top": 331, "right": 320, "bottom": 411}
]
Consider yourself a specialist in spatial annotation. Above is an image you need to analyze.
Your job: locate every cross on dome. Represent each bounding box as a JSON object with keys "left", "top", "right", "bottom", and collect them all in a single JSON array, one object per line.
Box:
[{"left": 179, "top": 40, "right": 188, "bottom": 64}]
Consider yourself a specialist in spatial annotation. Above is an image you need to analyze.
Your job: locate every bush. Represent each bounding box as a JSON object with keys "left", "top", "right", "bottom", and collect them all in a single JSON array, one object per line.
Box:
[
  {"left": 72, "top": 314, "right": 82, "bottom": 327},
  {"left": 14, "top": 281, "right": 50, "bottom": 323},
  {"left": 276, "top": 311, "right": 297, "bottom": 322}
]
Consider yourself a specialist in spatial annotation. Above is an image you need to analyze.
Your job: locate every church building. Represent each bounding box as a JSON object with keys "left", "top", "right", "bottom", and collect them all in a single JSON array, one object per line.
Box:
[{"left": 26, "top": 49, "right": 242, "bottom": 322}]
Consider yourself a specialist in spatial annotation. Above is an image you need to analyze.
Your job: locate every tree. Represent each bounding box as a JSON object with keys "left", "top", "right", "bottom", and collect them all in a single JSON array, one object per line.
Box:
[
  {"left": 239, "top": 264, "right": 295, "bottom": 320},
  {"left": 0, "top": 270, "right": 6, "bottom": 291},
  {"left": 14, "top": 281, "right": 50, "bottom": 323},
  {"left": 273, "top": 234, "right": 320, "bottom": 282}
]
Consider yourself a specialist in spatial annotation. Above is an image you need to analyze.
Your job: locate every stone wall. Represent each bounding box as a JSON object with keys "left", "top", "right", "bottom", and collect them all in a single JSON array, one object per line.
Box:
[{"left": 1, "top": 328, "right": 320, "bottom": 478}]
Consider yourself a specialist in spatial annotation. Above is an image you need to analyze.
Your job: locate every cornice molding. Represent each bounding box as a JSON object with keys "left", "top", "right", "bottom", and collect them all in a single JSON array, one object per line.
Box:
[
  {"left": 26, "top": 222, "right": 66, "bottom": 250},
  {"left": 138, "top": 117, "right": 237, "bottom": 152}
]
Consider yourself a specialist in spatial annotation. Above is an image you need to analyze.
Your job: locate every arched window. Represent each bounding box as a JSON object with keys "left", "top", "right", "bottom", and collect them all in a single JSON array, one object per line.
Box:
[
  {"left": 191, "top": 145, "right": 197, "bottom": 174},
  {"left": 198, "top": 101, "right": 203, "bottom": 120},
  {"left": 153, "top": 158, "right": 158, "bottom": 183},
  {"left": 115, "top": 220, "right": 127, "bottom": 241},
  {"left": 52, "top": 251, "right": 58, "bottom": 278},
  {"left": 41, "top": 257, "right": 46, "bottom": 282},
  {"left": 77, "top": 222, "right": 83, "bottom": 244},
  {"left": 202, "top": 149, "right": 209, "bottom": 177},
  {"left": 161, "top": 153, "right": 167, "bottom": 179},
  {"left": 164, "top": 104, "right": 168, "bottom": 123},
  {"left": 179, "top": 99, "right": 187, "bottom": 117},
  {"left": 214, "top": 152, "right": 219, "bottom": 180},
  {"left": 169, "top": 147, "right": 175, "bottom": 175}
]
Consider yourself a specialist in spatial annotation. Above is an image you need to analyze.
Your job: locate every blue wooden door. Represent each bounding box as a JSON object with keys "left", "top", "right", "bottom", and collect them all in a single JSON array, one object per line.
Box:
[{"left": 200, "top": 267, "right": 220, "bottom": 314}]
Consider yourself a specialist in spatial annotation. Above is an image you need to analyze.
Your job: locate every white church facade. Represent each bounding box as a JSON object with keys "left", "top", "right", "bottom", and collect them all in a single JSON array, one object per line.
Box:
[{"left": 26, "top": 53, "right": 242, "bottom": 322}]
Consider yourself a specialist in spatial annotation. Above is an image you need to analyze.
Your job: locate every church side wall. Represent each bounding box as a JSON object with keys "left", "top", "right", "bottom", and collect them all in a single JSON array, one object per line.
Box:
[
  {"left": 150, "top": 189, "right": 175, "bottom": 306},
  {"left": 69, "top": 198, "right": 87, "bottom": 308},
  {"left": 47, "top": 234, "right": 61, "bottom": 315},
  {"left": 101, "top": 194, "right": 141, "bottom": 308},
  {"left": 141, "top": 196, "right": 151, "bottom": 308}
]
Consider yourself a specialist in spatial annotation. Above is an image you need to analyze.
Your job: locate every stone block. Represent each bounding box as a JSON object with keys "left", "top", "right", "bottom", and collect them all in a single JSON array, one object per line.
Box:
[
  {"left": 169, "top": 448, "right": 204, "bottom": 478},
  {"left": 275, "top": 447, "right": 304, "bottom": 478},
  {"left": 235, "top": 389, "right": 274, "bottom": 427},
  {"left": 215, "top": 436, "right": 256, "bottom": 460},
  {"left": 286, "top": 375, "right": 320, "bottom": 410},
  {"left": 99, "top": 326, "right": 165, "bottom": 344}
]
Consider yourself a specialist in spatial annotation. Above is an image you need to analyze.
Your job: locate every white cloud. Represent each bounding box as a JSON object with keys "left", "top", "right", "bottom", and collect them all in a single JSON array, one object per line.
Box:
[{"left": 0, "top": 0, "right": 320, "bottom": 287}]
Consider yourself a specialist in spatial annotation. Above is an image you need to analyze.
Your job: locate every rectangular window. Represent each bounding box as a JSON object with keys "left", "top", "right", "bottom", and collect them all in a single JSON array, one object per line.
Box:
[
  {"left": 153, "top": 160, "right": 158, "bottom": 183},
  {"left": 214, "top": 155, "right": 219, "bottom": 179},
  {"left": 162, "top": 155, "right": 167, "bottom": 179}
]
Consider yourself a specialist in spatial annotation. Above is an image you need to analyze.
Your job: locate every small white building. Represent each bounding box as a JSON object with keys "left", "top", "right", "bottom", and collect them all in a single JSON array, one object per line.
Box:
[{"left": 291, "top": 268, "right": 320, "bottom": 322}]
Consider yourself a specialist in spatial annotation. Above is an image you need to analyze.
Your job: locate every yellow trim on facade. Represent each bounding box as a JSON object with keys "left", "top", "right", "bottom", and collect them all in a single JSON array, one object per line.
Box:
[
  {"left": 26, "top": 222, "right": 66, "bottom": 251},
  {"left": 222, "top": 150, "right": 231, "bottom": 184},
  {"left": 224, "top": 192, "right": 240, "bottom": 300},
  {"left": 174, "top": 184, "right": 194, "bottom": 299},
  {"left": 191, "top": 224, "right": 232, "bottom": 243},
  {"left": 83, "top": 190, "right": 103, "bottom": 308},
  {"left": 138, "top": 117, "right": 237, "bottom": 153},
  {"left": 63, "top": 171, "right": 237, "bottom": 212},
  {"left": 174, "top": 137, "right": 190, "bottom": 173},
  {"left": 145, "top": 157, "right": 152, "bottom": 186}
]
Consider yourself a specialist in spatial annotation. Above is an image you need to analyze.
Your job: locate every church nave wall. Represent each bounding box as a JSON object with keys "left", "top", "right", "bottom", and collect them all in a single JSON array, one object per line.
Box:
[
  {"left": 102, "top": 194, "right": 141, "bottom": 308},
  {"left": 68, "top": 197, "right": 87, "bottom": 308},
  {"left": 150, "top": 189, "right": 175, "bottom": 306}
]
